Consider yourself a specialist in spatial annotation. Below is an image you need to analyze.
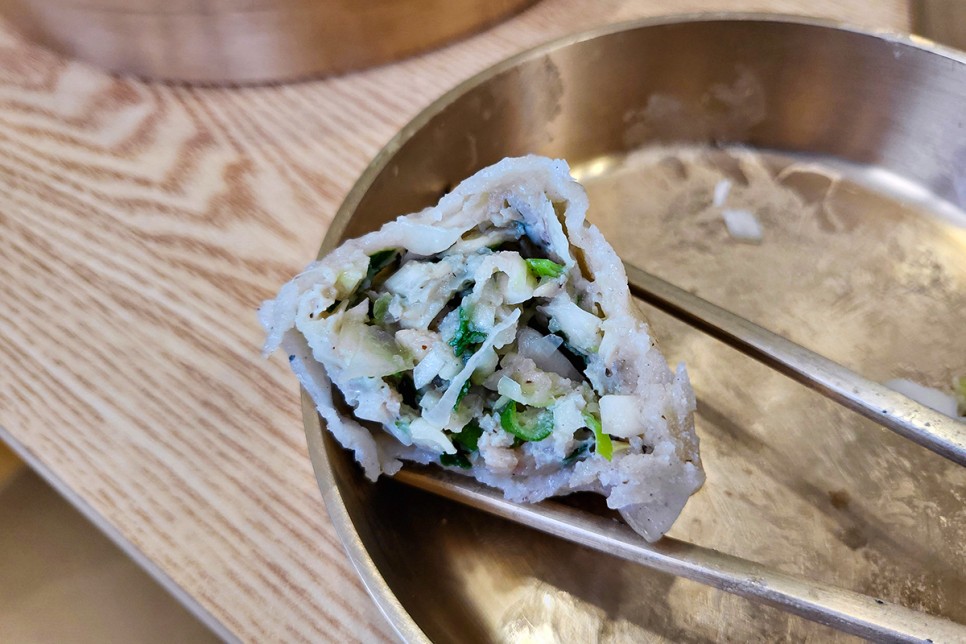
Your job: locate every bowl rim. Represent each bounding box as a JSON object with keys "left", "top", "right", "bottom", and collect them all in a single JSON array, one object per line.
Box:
[{"left": 302, "top": 12, "right": 965, "bottom": 642}]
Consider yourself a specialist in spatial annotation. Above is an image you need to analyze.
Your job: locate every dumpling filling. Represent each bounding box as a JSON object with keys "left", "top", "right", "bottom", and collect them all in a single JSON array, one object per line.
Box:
[{"left": 260, "top": 156, "right": 704, "bottom": 541}]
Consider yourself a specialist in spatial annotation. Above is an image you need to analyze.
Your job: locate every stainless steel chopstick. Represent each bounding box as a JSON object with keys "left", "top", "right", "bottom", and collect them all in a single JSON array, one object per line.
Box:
[
  {"left": 384, "top": 263, "right": 964, "bottom": 639},
  {"left": 623, "top": 262, "right": 966, "bottom": 468},
  {"left": 395, "top": 468, "right": 965, "bottom": 642}
]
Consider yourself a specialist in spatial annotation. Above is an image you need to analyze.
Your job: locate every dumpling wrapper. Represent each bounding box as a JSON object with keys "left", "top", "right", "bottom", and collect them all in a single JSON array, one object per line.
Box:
[{"left": 260, "top": 156, "right": 704, "bottom": 541}]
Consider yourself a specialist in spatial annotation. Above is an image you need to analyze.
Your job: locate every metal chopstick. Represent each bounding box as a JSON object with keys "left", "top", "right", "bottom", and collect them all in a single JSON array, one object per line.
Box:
[
  {"left": 396, "top": 468, "right": 965, "bottom": 642},
  {"left": 390, "top": 265, "right": 965, "bottom": 639},
  {"left": 623, "top": 263, "right": 966, "bottom": 468}
]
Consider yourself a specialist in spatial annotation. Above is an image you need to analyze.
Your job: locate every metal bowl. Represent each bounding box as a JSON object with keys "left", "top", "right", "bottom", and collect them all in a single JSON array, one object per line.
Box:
[
  {"left": 0, "top": 0, "right": 535, "bottom": 84},
  {"left": 305, "top": 15, "right": 966, "bottom": 641}
]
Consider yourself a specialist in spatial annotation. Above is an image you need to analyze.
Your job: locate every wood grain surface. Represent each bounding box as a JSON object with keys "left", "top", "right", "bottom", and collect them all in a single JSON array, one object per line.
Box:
[{"left": 0, "top": 1, "right": 911, "bottom": 641}]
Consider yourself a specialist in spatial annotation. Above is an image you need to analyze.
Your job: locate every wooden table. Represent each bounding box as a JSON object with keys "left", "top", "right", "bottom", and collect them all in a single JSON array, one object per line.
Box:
[{"left": 0, "top": 1, "right": 911, "bottom": 640}]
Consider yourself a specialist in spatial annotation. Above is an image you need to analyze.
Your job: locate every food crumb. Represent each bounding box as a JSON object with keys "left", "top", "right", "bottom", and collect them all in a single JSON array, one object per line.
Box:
[
  {"left": 839, "top": 526, "right": 867, "bottom": 550},
  {"left": 712, "top": 178, "right": 732, "bottom": 207},
  {"left": 829, "top": 489, "right": 850, "bottom": 510},
  {"left": 722, "top": 208, "right": 763, "bottom": 242}
]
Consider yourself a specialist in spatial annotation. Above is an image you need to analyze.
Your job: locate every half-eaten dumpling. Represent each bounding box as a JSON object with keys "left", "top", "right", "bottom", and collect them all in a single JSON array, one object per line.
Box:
[{"left": 260, "top": 156, "right": 704, "bottom": 541}]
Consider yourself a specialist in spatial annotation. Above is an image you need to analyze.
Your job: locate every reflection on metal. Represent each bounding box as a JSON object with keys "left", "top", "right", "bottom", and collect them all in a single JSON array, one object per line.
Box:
[
  {"left": 623, "top": 263, "right": 966, "bottom": 466},
  {"left": 395, "top": 467, "right": 966, "bottom": 642}
]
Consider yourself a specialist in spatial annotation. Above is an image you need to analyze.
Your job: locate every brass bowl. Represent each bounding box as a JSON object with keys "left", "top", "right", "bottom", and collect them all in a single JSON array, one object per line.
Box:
[
  {"left": 306, "top": 15, "right": 966, "bottom": 642},
  {"left": 0, "top": 0, "right": 535, "bottom": 84}
]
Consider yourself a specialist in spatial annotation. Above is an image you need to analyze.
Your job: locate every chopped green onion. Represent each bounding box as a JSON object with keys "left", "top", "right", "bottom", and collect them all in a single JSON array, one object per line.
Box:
[
  {"left": 453, "top": 380, "right": 472, "bottom": 409},
  {"left": 448, "top": 306, "right": 487, "bottom": 359},
  {"left": 452, "top": 420, "right": 483, "bottom": 452},
  {"left": 525, "top": 258, "right": 566, "bottom": 279},
  {"left": 350, "top": 249, "right": 400, "bottom": 306},
  {"left": 562, "top": 442, "right": 590, "bottom": 465},
  {"left": 583, "top": 411, "right": 612, "bottom": 461},
  {"left": 440, "top": 453, "right": 471, "bottom": 469},
  {"left": 388, "top": 419, "right": 412, "bottom": 445},
  {"left": 368, "top": 249, "right": 398, "bottom": 273},
  {"left": 500, "top": 402, "right": 553, "bottom": 442},
  {"left": 392, "top": 373, "right": 420, "bottom": 409},
  {"left": 393, "top": 419, "right": 411, "bottom": 435},
  {"left": 372, "top": 293, "right": 392, "bottom": 324}
]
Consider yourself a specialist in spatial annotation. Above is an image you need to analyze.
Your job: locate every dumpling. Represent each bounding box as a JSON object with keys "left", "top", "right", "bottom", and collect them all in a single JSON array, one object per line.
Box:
[{"left": 260, "top": 156, "right": 704, "bottom": 541}]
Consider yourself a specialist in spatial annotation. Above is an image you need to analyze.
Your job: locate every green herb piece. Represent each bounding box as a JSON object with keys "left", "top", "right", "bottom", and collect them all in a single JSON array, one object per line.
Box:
[
  {"left": 583, "top": 411, "right": 612, "bottom": 461},
  {"left": 453, "top": 380, "right": 472, "bottom": 409},
  {"left": 368, "top": 249, "right": 398, "bottom": 274},
  {"left": 453, "top": 420, "right": 483, "bottom": 452},
  {"left": 440, "top": 453, "right": 472, "bottom": 469},
  {"left": 386, "top": 418, "right": 413, "bottom": 445},
  {"left": 350, "top": 249, "right": 400, "bottom": 306},
  {"left": 448, "top": 306, "right": 487, "bottom": 359},
  {"left": 363, "top": 249, "right": 399, "bottom": 290},
  {"left": 563, "top": 442, "right": 590, "bottom": 465},
  {"left": 372, "top": 293, "right": 392, "bottom": 324},
  {"left": 500, "top": 402, "right": 553, "bottom": 442},
  {"left": 391, "top": 373, "right": 420, "bottom": 409},
  {"left": 525, "top": 258, "right": 566, "bottom": 279}
]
